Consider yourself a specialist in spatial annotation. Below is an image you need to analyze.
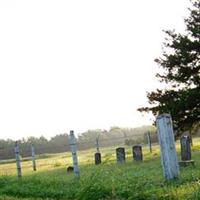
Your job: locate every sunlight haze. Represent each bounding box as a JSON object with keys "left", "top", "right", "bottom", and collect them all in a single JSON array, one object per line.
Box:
[{"left": 0, "top": 0, "right": 190, "bottom": 139}]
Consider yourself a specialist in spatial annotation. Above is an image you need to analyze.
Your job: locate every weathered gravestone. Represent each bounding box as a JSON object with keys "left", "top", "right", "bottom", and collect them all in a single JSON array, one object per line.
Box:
[
  {"left": 94, "top": 152, "right": 101, "bottom": 165},
  {"left": 116, "top": 147, "right": 125, "bottom": 164},
  {"left": 132, "top": 145, "right": 143, "bottom": 161},
  {"left": 179, "top": 135, "right": 195, "bottom": 167},
  {"left": 156, "top": 114, "right": 179, "bottom": 180}
]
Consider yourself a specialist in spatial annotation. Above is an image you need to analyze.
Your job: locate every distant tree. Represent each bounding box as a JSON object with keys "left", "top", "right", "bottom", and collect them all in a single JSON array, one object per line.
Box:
[
  {"left": 39, "top": 136, "right": 48, "bottom": 143},
  {"left": 50, "top": 134, "right": 69, "bottom": 147},
  {"left": 77, "top": 129, "right": 102, "bottom": 149},
  {"left": 138, "top": 0, "right": 200, "bottom": 136},
  {"left": 78, "top": 129, "right": 102, "bottom": 142}
]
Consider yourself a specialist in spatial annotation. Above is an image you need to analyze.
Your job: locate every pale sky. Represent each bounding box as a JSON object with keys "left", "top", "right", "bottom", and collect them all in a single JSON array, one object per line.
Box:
[{"left": 0, "top": 0, "right": 190, "bottom": 140}]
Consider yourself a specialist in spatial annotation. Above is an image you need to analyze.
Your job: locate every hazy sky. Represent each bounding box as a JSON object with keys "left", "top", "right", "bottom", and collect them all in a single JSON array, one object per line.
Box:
[{"left": 0, "top": 0, "right": 190, "bottom": 139}]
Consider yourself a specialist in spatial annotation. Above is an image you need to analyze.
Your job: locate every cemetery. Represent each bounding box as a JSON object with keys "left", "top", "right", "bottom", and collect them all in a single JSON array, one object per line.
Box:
[
  {"left": 0, "top": 114, "right": 200, "bottom": 199},
  {"left": 0, "top": 0, "right": 199, "bottom": 199}
]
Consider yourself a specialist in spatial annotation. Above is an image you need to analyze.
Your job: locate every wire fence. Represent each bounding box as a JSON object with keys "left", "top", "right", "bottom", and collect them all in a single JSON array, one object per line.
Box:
[
  {"left": 0, "top": 132, "right": 159, "bottom": 176},
  {"left": 2, "top": 131, "right": 199, "bottom": 177}
]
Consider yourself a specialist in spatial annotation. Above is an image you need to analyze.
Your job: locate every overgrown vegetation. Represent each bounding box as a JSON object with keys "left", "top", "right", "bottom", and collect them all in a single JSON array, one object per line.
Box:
[{"left": 1, "top": 140, "right": 200, "bottom": 199}]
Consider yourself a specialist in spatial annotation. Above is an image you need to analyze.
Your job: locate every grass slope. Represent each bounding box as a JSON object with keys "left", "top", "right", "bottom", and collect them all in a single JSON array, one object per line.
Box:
[{"left": 0, "top": 142, "right": 200, "bottom": 199}]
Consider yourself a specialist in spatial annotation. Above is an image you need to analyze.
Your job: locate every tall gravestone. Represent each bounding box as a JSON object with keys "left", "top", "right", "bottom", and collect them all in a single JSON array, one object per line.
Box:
[
  {"left": 132, "top": 145, "right": 143, "bottom": 161},
  {"left": 156, "top": 114, "right": 179, "bottom": 180},
  {"left": 179, "top": 135, "right": 194, "bottom": 167},
  {"left": 116, "top": 147, "right": 125, "bottom": 164}
]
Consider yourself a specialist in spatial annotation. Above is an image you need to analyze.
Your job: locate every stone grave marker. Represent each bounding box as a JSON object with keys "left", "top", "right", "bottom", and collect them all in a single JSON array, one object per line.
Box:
[
  {"left": 132, "top": 145, "right": 143, "bottom": 161},
  {"left": 179, "top": 135, "right": 195, "bottom": 167},
  {"left": 116, "top": 147, "right": 125, "bottom": 164},
  {"left": 94, "top": 152, "right": 101, "bottom": 165},
  {"left": 156, "top": 114, "right": 179, "bottom": 180}
]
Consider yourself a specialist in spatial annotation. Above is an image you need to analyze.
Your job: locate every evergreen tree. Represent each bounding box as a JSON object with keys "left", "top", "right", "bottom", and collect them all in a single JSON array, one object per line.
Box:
[{"left": 138, "top": 0, "right": 200, "bottom": 135}]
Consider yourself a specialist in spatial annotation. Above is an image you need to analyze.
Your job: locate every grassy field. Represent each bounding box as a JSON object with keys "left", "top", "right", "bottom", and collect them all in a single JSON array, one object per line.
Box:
[{"left": 1, "top": 141, "right": 200, "bottom": 199}]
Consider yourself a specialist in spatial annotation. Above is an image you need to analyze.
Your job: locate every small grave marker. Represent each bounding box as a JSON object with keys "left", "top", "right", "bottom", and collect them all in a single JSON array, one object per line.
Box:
[
  {"left": 94, "top": 152, "right": 101, "bottom": 165},
  {"left": 132, "top": 145, "right": 143, "bottom": 161},
  {"left": 179, "top": 135, "right": 195, "bottom": 167},
  {"left": 116, "top": 147, "right": 125, "bottom": 164},
  {"left": 67, "top": 166, "right": 74, "bottom": 172}
]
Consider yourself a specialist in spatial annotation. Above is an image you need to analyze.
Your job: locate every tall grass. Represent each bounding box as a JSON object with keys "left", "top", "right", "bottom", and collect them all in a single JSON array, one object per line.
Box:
[{"left": 0, "top": 141, "right": 200, "bottom": 199}]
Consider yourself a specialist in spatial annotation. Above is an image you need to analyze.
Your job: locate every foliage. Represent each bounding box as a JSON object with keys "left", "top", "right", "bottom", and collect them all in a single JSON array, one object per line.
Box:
[
  {"left": 124, "top": 138, "right": 143, "bottom": 146},
  {"left": 0, "top": 126, "right": 155, "bottom": 159},
  {"left": 78, "top": 126, "right": 156, "bottom": 149},
  {"left": 138, "top": 0, "right": 200, "bottom": 135},
  {"left": 0, "top": 134, "right": 70, "bottom": 160}
]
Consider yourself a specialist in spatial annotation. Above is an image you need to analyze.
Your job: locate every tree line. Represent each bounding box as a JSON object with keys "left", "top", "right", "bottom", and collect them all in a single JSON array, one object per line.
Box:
[{"left": 0, "top": 126, "right": 156, "bottom": 160}]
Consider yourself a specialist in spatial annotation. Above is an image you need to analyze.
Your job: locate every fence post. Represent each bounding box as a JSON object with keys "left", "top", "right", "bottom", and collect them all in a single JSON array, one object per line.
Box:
[
  {"left": 96, "top": 137, "right": 100, "bottom": 153},
  {"left": 14, "top": 141, "right": 22, "bottom": 178},
  {"left": 147, "top": 132, "right": 152, "bottom": 153},
  {"left": 94, "top": 136, "right": 101, "bottom": 165},
  {"left": 69, "top": 130, "right": 80, "bottom": 178},
  {"left": 156, "top": 113, "right": 179, "bottom": 180},
  {"left": 31, "top": 144, "right": 37, "bottom": 171}
]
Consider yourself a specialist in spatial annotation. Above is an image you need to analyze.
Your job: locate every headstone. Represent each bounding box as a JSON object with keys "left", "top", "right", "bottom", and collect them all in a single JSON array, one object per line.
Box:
[
  {"left": 132, "top": 145, "right": 143, "bottom": 161},
  {"left": 179, "top": 135, "right": 195, "bottom": 167},
  {"left": 67, "top": 166, "right": 74, "bottom": 172},
  {"left": 116, "top": 147, "right": 125, "bottom": 164},
  {"left": 156, "top": 114, "right": 179, "bottom": 180},
  {"left": 94, "top": 152, "right": 101, "bottom": 165}
]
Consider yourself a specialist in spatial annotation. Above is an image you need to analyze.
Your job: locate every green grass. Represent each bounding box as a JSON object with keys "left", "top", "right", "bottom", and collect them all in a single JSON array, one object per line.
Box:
[{"left": 1, "top": 142, "right": 200, "bottom": 199}]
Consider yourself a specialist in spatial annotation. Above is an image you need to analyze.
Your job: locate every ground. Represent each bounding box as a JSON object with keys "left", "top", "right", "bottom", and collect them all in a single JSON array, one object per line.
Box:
[{"left": 1, "top": 140, "right": 200, "bottom": 199}]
